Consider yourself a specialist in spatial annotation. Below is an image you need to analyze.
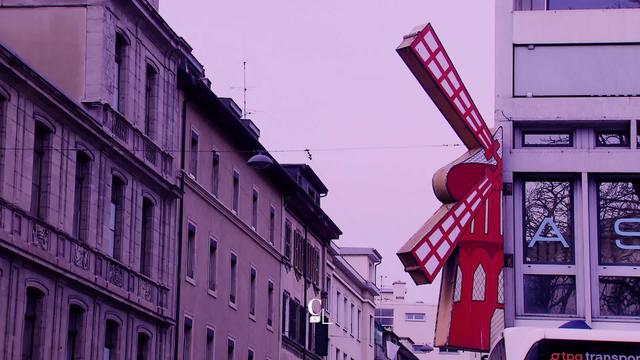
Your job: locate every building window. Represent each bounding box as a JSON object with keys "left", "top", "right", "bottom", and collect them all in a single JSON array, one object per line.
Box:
[
  {"left": 548, "top": 0, "right": 640, "bottom": 10},
  {"left": 108, "top": 176, "right": 125, "bottom": 260},
  {"left": 140, "top": 197, "right": 154, "bottom": 276},
  {"left": 113, "top": 33, "right": 127, "bottom": 112},
  {"left": 472, "top": 265, "right": 487, "bottom": 301},
  {"left": 186, "top": 223, "right": 196, "bottom": 279},
  {"left": 335, "top": 291, "right": 341, "bottom": 325},
  {"left": 22, "top": 287, "right": 45, "bottom": 360},
  {"left": 343, "top": 297, "right": 348, "bottom": 330},
  {"left": 211, "top": 151, "right": 220, "bottom": 197},
  {"left": 336, "top": 348, "right": 340, "bottom": 360},
  {"left": 293, "top": 230, "right": 303, "bottom": 273},
  {"left": 357, "top": 309, "right": 361, "bottom": 339},
  {"left": 325, "top": 277, "right": 332, "bottom": 313},
  {"left": 267, "top": 281, "right": 274, "bottom": 327},
  {"left": 284, "top": 220, "right": 292, "bottom": 261},
  {"left": 183, "top": 318, "right": 192, "bottom": 360},
  {"left": 227, "top": 338, "right": 235, "bottom": 360},
  {"left": 595, "top": 129, "right": 630, "bottom": 148},
  {"left": 251, "top": 189, "right": 258, "bottom": 231},
  {"left": 269, "top": 206, "right": 276, "bottom": 245},
  {"left": 288, "top": 298, "right": 298, "bottom": 341},
  {"left": 232, "top": 170, "right": 240, "bottom": 214},
  {"left": 31, "top": 122, "right": 51, "bottom": 219},
  {"left": 136, "top": 333, "right": 150, "bottom": 360},
  {"left": 104, "top": 319, "right": 119, "bottom": 360},
  {"left": 453, "top": 266, "right": 462, "bottom": 302},
  {"left": 374, "top": 308, "right": 394, "bottom": 327},
  {"left": 66, "top": 304, "right": 84, "bottom": 360},
  {"left": 190, "top": 129, "right": 199, "bottom": 178},
  {"left": 206, "top": 328, "right": 215, "bottom": 360},
  {"left": 248, "top": 349, "right": 254, "bottom": 360},
  {"left": 350, "top": 303, "right": 355, "bottom": 335},
  {"left": 522, "top": 130, "right": 573, "bottom": 147},
  {"left": 521, "top": 178, "right": 577, "bottom": 315},
  {"left": 368, "top": 315, "right": 373, "bottom": 346},
  {"left": 596, "top": 179, "right": 640, "bottom": 317},
  {"left": 281, "top": 292, "right": 289, "bottom": 336},
  {"left": 405, "top": 312, "right": 426, "bottom": 322},
  {"left": 209, "top": 238, "right": 217, "bottom": 291},
  {"left": 523, "top": 274, "right": 577, "bottom": 315},
  {"left": 524, "top": 179, "right": 574, "bottom": 264},
  {"left": 144, "top": 64, "right": 157, "bottom": 138},
  {"left": 73, "top": 151, "right": 91, "bottom": 241},
  {"left": 514, "top": 44, "right": 640, "bottom": 97},
  {"left": 249, "top": 267, "right": 257, "bottom": 316},
  {"left": 230, "top": 254, "right": 238, "bottom": 304}
]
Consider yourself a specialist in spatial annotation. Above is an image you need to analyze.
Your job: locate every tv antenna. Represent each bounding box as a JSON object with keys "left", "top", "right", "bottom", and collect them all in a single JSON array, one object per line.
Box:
[{"left": 242, "top": 60, "right": 248, "bottom": 119}]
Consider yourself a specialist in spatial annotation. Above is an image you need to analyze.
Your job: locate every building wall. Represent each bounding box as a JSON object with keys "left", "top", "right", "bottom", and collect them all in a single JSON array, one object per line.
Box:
[
  {"left": 0, "top": 41, "right": 178, "bottom": 359},
  {"left": 495, "top": 0, "right": 640, "bottom": 330},
  {"left": 280, "top": 212, "right": 327, "bottom": 360},
  {"left": 327, "top": 256, "right": 376, "bottom": 360},
  {"left": 176, "top": 98, "right": 283, "bottom": 360}
]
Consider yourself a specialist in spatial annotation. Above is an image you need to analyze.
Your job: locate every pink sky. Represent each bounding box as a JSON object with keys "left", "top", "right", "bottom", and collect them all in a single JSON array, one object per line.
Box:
[{"left": 161, "top": 0, "right": 495, "bottom": 303}]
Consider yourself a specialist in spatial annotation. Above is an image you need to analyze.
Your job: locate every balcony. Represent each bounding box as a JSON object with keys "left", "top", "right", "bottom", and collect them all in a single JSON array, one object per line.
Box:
[
  {"left": 83, "top": 101, "right": 174, "bottom": 181},
  {"left": 0, "top": 200, "right": 171, "bottom": 318}
]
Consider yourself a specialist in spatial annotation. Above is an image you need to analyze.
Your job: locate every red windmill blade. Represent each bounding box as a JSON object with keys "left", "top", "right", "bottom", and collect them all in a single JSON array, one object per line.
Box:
[
  {"left": 395, "top": 23, "right": 504, "bottom": 352},
  {"left": 396, "top": 23, "right": 503, "bottom": 284}
]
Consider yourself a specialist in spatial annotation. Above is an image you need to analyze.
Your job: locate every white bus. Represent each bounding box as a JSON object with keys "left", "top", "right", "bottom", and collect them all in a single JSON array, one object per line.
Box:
[{"left": 488, "top": 326, "right": 640, "bottom": 360}]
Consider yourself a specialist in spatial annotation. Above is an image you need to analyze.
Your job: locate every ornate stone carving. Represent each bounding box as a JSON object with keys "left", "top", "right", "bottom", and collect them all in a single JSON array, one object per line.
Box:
[
  {"left": 31, "top": 223, "right": 49, "bottom": 250},
  {"left": 107, "top": 261, "right": 124, "bottom": 287},
  {"left": 71, "top": 243, "right": 89, "bottom": 270},
  {"left": 139, "top": 278, "right": 154, "bottom": 302}
]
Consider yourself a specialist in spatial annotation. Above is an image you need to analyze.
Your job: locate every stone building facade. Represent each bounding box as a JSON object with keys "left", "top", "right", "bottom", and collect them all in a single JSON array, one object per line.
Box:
[{"left": 0, "top": 0, "right": 198, "bottom": 358}]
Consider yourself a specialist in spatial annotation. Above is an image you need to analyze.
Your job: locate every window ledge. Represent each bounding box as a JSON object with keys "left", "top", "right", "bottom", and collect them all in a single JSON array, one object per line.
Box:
[
  {"left": 229, "top": 301, "right": 238, "bottom": 310},
  {"left": 249, "top": 313, "right": 257, "bottom": 322},
  {"left": 267, "top": 324, "right": 274, "bottom": 333},
  {"left": 186, "top": 276, "right": 196, "bottom": 286},
  {"left": 207, "top": 289, "right": 217, "bottom": 298}
]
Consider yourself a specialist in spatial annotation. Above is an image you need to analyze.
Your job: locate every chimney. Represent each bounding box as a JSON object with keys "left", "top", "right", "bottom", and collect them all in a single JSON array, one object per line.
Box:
[{"left": 392, "top": 281, "right": 407, "bottom": 301}]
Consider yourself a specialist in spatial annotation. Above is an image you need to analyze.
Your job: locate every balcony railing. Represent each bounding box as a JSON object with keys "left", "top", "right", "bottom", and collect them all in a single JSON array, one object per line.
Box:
[
  {"left": 516, "top": 0, "right": 640, "bottom": 11},
  {"left": 1, "top": 202, "right": 170, "bottom": 316},
  {"left": 83, "top": 101, "right": 174, "bottom": 180}
]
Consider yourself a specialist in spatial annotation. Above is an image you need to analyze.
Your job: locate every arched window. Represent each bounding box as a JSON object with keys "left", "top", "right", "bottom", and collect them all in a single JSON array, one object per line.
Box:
[
  {"left": 104, "top": 319, "right": 120, "bottom": 360},
  {"left": 140, "top": 197, "right": 154, "bottom": 276},
  {"left": 472, "top": 265, "right": 486, "bottom": 301},
  {"left": 136, "top": 332, "right": 151, "bottom": 360},
  {"left": 453, "top": 266, "right": 463, "bottom": 302},
  {"left": 66, "top": 304, "right": 85, "bottom": 359},
  {"left": 31, "top": 121, "right": 52, "bottom": 219},
  {"left": 73, "top": 151, "right": 92, "bottom": 241},
  {"left": 22, "top": 287, "right": 45, "bottom": 359},
  {"left": 113, "top": 32, "right": 128, "bottom": 113},
  {"left": 107, "top": 175, "right": 126, "bottom": 260}
]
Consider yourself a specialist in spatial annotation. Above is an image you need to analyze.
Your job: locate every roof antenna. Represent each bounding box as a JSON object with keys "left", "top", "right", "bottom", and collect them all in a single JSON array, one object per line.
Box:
[{"left": 242, "top": 60, "right": 248, "bottom": 119}]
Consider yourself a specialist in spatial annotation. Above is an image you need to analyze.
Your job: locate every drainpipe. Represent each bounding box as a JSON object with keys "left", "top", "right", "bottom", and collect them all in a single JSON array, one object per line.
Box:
[
  {"left": 174, "top": 97, "right": 188, "bottom": 360},
  {"left": 303, "top": 225, "right": 308, "bottom": 360}
]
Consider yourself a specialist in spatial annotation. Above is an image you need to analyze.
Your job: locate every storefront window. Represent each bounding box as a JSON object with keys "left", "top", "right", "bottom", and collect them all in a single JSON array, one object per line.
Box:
[
  {"left": 523, "top": 275, "right": 577, "bottom": 315},
  {"left": 524, "top": 180, "right": 574, "bottom": 264},
  {"left": 598, "top": 180, "right": 640, "bottom": 265},
  {"left": 599, "top": 276, "right": 640, "bottom": 316}
]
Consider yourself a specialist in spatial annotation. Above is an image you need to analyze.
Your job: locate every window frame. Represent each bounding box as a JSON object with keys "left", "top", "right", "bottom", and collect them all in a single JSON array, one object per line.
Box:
[
  {"left": 522, "top": 129, "right": 574, "bottom": 148},
  {"left": 208, "top": 238, "right": 218, "bottom": 293},
  {"left": 589, "top": 174, "right": 640, "bottom": 319},
  {"left": 514, "top": 174, "right": 584, "bottom": 318},
  {"left": 594, "top": 128, "right": 630, "bottom": 148},
  {"left": 189, "top": 128, "right": 199, "bottom": 178},
  {"left": 186, "top": 222, "right": 197, "bottom": 281}
]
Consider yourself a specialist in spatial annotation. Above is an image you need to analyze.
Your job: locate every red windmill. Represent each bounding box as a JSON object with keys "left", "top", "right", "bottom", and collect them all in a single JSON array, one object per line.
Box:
[{"left": 396, "top": 24, "right": 504, "bottom": 353}]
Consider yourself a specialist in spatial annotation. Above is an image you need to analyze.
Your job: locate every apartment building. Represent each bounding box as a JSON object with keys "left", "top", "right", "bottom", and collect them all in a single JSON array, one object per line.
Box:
[
  {"left": 0, "top": 0, "right": 195, "bottom": 358},
  {"left": 327, "top": 246, "right": 381, "bottom": 360},
  {"left": 496, "top": 0, "right": 640, "bottom": 330},
  {"left": 176, "top": 65, "right": 296, "bottom": 359},
  {"left": 376, "top": 282, "right": 480, "bottom": 360},
  {"left": 280, "top": 164, "right": 342, "bottom": 360}
]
